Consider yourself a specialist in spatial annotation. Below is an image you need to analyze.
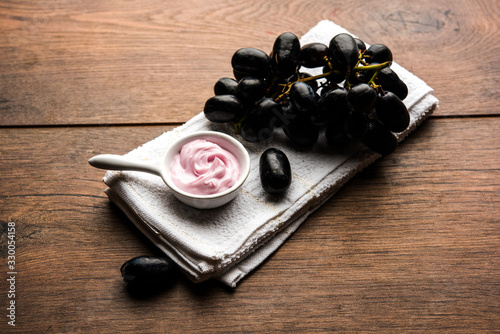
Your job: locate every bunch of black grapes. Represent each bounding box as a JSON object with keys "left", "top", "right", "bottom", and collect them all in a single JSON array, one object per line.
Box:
[{"left": 203, "top": 32, "right": 410, "bottom": 155}]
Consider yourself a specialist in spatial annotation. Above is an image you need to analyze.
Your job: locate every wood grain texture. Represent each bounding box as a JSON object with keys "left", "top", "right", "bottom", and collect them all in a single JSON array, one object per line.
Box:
[
  {"left": 0, "top": 0, "right": 499, "bottom": 126},
  {"left": 0, "top": 118, "right": 499, "bottom": 333},
  {"left": 1, "top": 0, "right": 499, "bottom": 333}
]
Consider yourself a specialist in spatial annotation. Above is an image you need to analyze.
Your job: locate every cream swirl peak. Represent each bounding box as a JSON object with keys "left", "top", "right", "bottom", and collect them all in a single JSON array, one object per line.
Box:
[{"left": 169, "top": 139, "right": 240, "bottom": 196}]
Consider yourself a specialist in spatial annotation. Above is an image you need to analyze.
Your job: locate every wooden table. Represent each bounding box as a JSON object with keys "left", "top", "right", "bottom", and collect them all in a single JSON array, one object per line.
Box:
[{"left": 1, "top": 0, "right": 499, "bottom": 332}]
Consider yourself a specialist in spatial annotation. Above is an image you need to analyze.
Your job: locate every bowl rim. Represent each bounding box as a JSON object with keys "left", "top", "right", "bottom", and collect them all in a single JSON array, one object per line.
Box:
[{"left": 161, "top": 130, "right": 251, "bottom": 200}]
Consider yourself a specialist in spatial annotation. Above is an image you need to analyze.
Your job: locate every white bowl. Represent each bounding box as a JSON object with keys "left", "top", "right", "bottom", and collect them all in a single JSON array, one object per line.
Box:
[{"left": 161, "top": 131, "right": 250, "bottom": 209}]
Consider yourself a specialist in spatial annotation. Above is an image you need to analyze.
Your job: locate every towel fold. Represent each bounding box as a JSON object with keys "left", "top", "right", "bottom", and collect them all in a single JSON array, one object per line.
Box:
[{"left": 102, "top": 20, "right": 439, "bottom": 287}]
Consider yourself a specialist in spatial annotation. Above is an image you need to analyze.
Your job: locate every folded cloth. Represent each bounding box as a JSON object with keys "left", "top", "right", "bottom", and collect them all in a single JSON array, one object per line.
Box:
[{"left": 102, "top": 20, "right": 439, "bottom": 287}]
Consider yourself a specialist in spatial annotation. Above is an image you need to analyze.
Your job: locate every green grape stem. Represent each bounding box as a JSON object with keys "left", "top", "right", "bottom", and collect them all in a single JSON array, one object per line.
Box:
[
  {"left": 274, "top": 83, "right": 293, "bottom": 101},
  {"left": 297, "top": 60, "right": 392, "bottom": 87},
  {"left": 297, "top": 72, "right": 331, "bottom": 83},
  {"left": 234, "top": 120, "right": 242, "bottom": 134},
  {"left": 358, "top": 61, "right": 392, "bottom": 93},
  {"left": 270, "top": 60, "right": 392, "bottom": 101},
  {"left": 354, "top": 61, "right": 392, "bottom": 73}
]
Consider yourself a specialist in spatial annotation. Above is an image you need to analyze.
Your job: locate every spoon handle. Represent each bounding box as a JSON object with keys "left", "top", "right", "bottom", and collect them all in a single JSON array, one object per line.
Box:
[{"left": 88, "top": 154, "right": 163, "bottom": 176}]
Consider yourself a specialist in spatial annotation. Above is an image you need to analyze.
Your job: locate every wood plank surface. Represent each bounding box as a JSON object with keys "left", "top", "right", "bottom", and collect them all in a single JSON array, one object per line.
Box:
[
  {"left": 0, "top": 0, "right": 499, "bottom": 126},
  {"left": 0, "top": 118, "right": 499, "bottom": 332},
  {"left": 1, "top": 0, "right": 500, "bottom": 333}
]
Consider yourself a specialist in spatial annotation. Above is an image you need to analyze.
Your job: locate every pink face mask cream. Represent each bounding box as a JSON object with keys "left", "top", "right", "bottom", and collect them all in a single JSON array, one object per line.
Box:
[{"left": 169, "top": 139, "right": 241, "bottom": 196}]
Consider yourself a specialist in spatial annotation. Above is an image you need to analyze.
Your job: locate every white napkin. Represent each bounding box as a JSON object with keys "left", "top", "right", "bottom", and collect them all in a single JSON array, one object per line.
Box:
[{"left": 102, "top": 20, "right": 438, "bottom": 287}]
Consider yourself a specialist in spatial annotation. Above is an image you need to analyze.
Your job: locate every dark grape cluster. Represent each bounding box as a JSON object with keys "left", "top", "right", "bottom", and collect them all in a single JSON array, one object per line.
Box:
[{"left": 204, "top": 32, "right": 410, "bottom": 155}]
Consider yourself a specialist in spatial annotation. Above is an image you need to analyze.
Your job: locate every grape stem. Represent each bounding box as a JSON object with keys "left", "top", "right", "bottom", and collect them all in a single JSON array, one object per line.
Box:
[
  {"left": 273, "top": 60, "right": 392, "bottom": 102},
  {"left": 354, "top": 61, "right": 392, "bottom": 72},
  {"left": 360, "top": 61, "right": 392, "bottom": 93},
  {"left": 297, "top": 60, "right": 392, "bottom": 85}
]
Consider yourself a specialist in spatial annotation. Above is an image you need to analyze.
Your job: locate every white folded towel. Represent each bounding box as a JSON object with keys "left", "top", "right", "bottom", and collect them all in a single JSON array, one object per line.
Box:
[{"left": 102, "top": 20, "right": 439, "bottom": 287}]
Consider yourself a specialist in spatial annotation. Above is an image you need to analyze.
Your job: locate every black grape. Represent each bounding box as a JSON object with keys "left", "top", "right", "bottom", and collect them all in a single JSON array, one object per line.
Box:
[
  {"left": 278, "top": 100, "right": 300, "bottom": 127},
  {"left": 375, "top": 92, "right": 410, "bottom": 133},
  {"left": 253, "top": 97, "right": 283, "bottom": 129},
  {"left": 204, "top": 95, "right": 245, "bottom": 123},
  {"left": 362, "top": 119, "right": 398, "bottom": 155},
  {"left": 354, "top": 38, "right": 366, "bottom": 52},
  {"left": 240, "top": 98, "right": 281, "bottom": 142},
  {"left": 328, "top": 33, "right": 360, "bottom": 74},
  {"left": 300, "top": 42, "right": 329, "bottom": 68},
  {"left": 325, "top": 116, "right": 351, "bottom": 148},
  {"left": 121, "top": 256, "right": 175, "bottom": 286},
  {"left": 289, "top": 81, "right": 318, "bottom": 113},
  {"left": 270, "top": 32, "right": 301, "bottom": 79},
  {"left": 364, "top": 44, "right": 393, "bottom": 64},
  {"left": 214, "top": 77, "right": 238, "bottom": 96},
  {"left": 259, "top": 148, "right": 292, "bottom": 194},
  {"left": 312, "top": 87, "right": 349, "bottom": 127},
  {"left": 233, "top": 69, "right": 247, "bottom": 81},
  {"left": 347, "top": 83, "right": 378, "bottom": 113},
  {"left": 344, "top": 111, "right": 368, "bottom": 140},
  {"left": 236, "top": 77, "right": 266, "bottom": 105},
  {"left": 231, "top": 47, "right": 271, "bottom": 78},
  {"left": 240, "top": 117, "right": 272, "bottom": 143},
  {"left": 283, "top": 113, "right": 319, "bottom": 146},
  {"left": 377, "top": 67, "right": 408, "bottom": 100}
]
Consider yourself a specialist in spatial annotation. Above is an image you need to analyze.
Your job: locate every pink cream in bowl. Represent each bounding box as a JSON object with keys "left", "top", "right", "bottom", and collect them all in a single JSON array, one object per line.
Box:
[{"left": 169, "top": 139, "right": 240, "bottom": 195}]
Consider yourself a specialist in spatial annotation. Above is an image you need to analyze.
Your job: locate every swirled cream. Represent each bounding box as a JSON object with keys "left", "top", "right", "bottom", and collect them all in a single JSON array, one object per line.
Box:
[{"left": 169, "top": 139, "right": 240, "bottom": 195}]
